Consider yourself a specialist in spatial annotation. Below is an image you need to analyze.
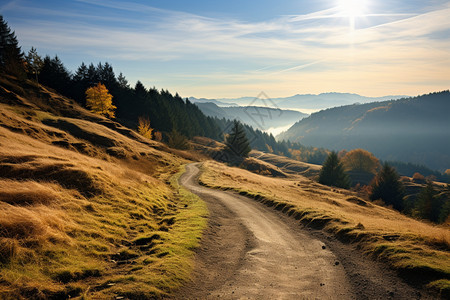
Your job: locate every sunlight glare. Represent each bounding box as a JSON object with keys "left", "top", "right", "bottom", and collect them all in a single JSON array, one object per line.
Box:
[{"left": 338, "top": 0, "right": 367, "bottom": 18}]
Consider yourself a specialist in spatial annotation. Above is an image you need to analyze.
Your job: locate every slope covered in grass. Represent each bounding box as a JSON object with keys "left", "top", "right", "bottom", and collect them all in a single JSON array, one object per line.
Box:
[
  {"left": 200, "top": 161, "right": 450, "bottom": 297},
  {"left": 0, "top": 76, "right": 207, "bottom": 299}
]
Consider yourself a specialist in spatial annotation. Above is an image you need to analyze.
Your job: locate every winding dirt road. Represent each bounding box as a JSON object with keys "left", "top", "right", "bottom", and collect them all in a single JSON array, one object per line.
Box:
[{"left": 175, "top": 163, "right": 429, "bottom": 299}]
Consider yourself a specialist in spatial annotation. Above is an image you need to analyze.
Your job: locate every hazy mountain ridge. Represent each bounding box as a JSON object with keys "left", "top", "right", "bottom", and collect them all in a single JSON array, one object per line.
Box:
[
  {"left": 188, "top": 97, "right": 239, "bottom": 107},
  {"left": 195, "top": 102, "right": 308, "bottom": 131},
  {"left": 278, "top": 91, "right": 450, "bottom": 171},
  {"left": 190, "top": 93, "right": 408, "bottom": 112}
]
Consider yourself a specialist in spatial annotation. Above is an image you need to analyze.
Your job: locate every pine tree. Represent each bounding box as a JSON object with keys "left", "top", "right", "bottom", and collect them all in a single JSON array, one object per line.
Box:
[
  {"left": 370, "top": 163, "right": 405, "bottom": 211},
  {"left": 167, "top": 129, "right": 190, "bottom": 150},
  {"left": 39, "top": 55, "right": 71, "bottom": 93},
  {"left": 97, "top": 62, "right": 116, "bottom": 88},
  {"left": 117, "top": 72, "right": 129, "bottom": 88},
  {"left": 415, "top": 182, "right": 441, "bottom": 223},
  {"left": 0, "top": 15, "right": 25, "bottom": 78},
  {"left": 318, "top": 151, "right": 350, "bottom": 188},
  {"left": 225, "top": 120, "right": 251, "bottom": 158},
  {"left": 439, "top": 199, "right": 450, "bottom": 224},
  {"left": 25, "top": 47, "right": 43, "bottom": 83},
  {"left": 85, "top": 83, "right": 116, "bottom": 118}
]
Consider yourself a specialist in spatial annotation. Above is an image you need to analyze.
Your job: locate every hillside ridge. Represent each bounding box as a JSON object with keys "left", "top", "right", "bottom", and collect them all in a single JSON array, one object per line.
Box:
[{"left": 278, "top": 91, "right": 450, "bottom": 171}]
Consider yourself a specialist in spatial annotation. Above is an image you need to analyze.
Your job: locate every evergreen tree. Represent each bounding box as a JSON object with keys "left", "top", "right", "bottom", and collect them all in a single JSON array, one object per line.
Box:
[
  {"left": 71, "top": 62, "right": 90, "bottom": 104},
  {"left": 135, "top": 81, "right": 147, "bottom": 96},
  {"left": 81, "top": 63, "right": 100, "bottom": 87},
  {"left": 415, "top": 181, "right": 440, "bottom": 222},
  {"left": 97, "top": 62, "right": 117, "bottom": 88},
  {"left": 225, "top": 120, "right": 251, "bottom": 158},
  {"left": 438, "top": 198, "right": 450, "bottom": 224},
  {"left": 370, "top": 163, "right": 405, "bottom": 211},
  {"left": 39, "top": 55, "right": 71, "bottom": 93},
  {"left": 167, "top": 129, "right": 190, "bottom": 150},
  {"left": 117, "top": 72, "right": 129, "bottom": 88},
  {"left": 25, "top": 47, "right": 43, "bottom": 83},
  {"left": 0, "top": 15, "right": 25, "bottom": 78},
  {"left": 318, "top": 151, "right": 350, "bottom": 188}
]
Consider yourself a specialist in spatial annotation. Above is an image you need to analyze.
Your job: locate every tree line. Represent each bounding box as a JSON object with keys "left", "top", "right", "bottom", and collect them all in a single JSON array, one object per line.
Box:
[
  {"left": 1, "top": 14, "right": 333, "bottom": 163},
  {"left": 1, "top": 15, "right": 221, "bottom": 142},
  {"left": 214, "top": 118, "right": 329, "bottom": 164},
  {"left": 38, "top": 58, "right": 222, "bottom": 141},
  {"left": 318, "top": 150, "right": 450, "bottom": 224}
]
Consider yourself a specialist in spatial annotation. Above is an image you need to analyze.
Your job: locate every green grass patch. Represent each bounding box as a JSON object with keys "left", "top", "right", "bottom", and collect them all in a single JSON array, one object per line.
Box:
[{"left": 0, "top": 164, "right": 208, "bottom": 299}]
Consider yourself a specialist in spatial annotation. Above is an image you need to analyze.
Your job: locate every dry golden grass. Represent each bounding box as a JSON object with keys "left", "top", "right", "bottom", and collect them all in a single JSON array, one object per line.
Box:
[
  {"left": 0, "top": 77, "right": 208, "bottom": 299},
  {"left": 200, "top": 160, "right": 450, "bottom": 296},
  {"left": 0, "top": 180, "right": 61, "bottom": 206},
  {"left": 249, "top": 150, "right": 321, "bottom": 178}
]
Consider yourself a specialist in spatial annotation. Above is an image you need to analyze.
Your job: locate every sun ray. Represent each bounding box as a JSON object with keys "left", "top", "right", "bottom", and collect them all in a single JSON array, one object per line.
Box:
[{"left": 338, "top": 0, "right": 368, "bottom": 30}]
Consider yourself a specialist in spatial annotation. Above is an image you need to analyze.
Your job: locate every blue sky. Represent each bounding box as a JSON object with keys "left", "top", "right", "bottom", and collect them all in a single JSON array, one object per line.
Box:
[{"left": 1, "top": 0, "right": 449, "bottom": 98}]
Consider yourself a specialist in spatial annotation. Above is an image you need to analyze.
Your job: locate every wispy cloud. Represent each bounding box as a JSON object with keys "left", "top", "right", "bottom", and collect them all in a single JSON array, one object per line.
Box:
[{"left": 3, "top": 0, "right": 450, "bottom": 97}]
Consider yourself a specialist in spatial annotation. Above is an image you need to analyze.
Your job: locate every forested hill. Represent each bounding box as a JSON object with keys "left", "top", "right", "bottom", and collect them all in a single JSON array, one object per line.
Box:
[
  {"left": 38, "top": 59, "right": 221, "bottom": 139},
  {"left": 278, "top": 91, "right": 450, "bottom": 171}
]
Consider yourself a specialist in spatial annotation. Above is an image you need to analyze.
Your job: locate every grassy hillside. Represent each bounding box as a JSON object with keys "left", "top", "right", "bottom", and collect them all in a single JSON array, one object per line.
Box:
[
  {"left": 0, "top": 75, "right": 207, "bottom": 299},
  {"left": 249, "top": 150, "right": 320, "bottom": 178},
  {"left": 199, "top": 160, "right": 450, "bottom": 297},
  {"left": 278, "top": 91, "right": 450, "bottom": 171}
]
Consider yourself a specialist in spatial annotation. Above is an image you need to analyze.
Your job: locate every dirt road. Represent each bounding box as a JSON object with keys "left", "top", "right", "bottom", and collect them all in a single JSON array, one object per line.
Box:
[{"left": 175, "top": 163, "right": 429, "bottom": 299}]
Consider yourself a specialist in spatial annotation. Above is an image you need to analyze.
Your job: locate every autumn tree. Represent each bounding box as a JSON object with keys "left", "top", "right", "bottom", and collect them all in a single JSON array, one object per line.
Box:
[
  {"left": 370, "top": 163, "right": 405, "bottom": 211},
  {"left": 138, "top": 117, "right": 153, "bottom": 139},
  {"left": 85, "top": 83, "right": 116, "bottom": 118},
  {"left": 412, "top": 172, "right": 426, "bottom": 183},
  {"left": 445, "top": 169, "right": 450, "bottom": 183},
  {"left": 318, "top": 151, "right": 350, "bottom": 189},
  {"left": 153, "top": 131, "right": 163, "bottom": 142},
  {"left": 341, "top": 149, "right": 380, "bottom": 174},
  {"left": 225, "top": 120, "right": 251, "bottom": 158}
]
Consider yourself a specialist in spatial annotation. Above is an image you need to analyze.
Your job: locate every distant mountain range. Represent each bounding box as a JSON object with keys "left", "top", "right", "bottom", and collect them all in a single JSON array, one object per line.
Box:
[
  {"left": 195, "top": 102, "right": 308, "bottom": 132},
  {"left": 277, "top": 91, "right": 450, "bottom": 171},
  {"left": 190, "top": 93, "right": 408, "bottom": 112},
  {"left": 189, "top": 97, "right": 239, "bottom": 107}
]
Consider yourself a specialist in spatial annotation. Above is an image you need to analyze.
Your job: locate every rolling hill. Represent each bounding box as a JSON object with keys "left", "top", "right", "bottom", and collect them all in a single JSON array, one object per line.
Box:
[
  {"left": 1, "top": 75, "right": 449, "bottom": 298},
  {"left": 0, "top": 75, "right": 208, "bottom": 299},
  {"left": 278, "top": 91, "right": 450, "bottom": 172}
]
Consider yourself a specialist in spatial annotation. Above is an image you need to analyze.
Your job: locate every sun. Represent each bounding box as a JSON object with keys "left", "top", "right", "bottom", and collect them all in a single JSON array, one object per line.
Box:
[
  {"left": 338, "top": 0, "right": 367, "bottom": 18},
  {"left": 338, "top": 0, "right": 368, "bottom": 31}
]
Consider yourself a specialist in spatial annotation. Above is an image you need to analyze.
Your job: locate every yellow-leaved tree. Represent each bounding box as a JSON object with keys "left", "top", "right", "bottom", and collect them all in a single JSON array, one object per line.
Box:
[
  {"left": 341, "top": 148, "right": 380, "bottom": 174},
  {"left": 85, "top": 83, "right": 116, "bottom": 118},
  {"left": 138, "top": 117, "right": 153, "bottom": 139}
]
